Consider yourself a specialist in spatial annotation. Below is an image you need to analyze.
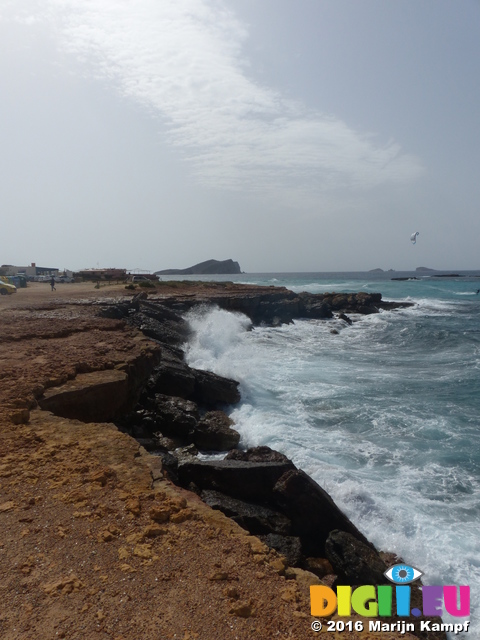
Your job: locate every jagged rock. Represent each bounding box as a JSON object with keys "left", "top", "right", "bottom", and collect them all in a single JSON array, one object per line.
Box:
[
  {"left": 377, "top": 300, "right": 415, "bottom": 310},
  {"left": 139, "top": 300, "right": 187, "bottom": 324},
  {"left": 329, "top": 295, "right": 348, "bottom": 310},
  {"left": 135, "top": 437, "right": 158, "bottom": 452},
  {"left": 144, "top": 357, "right": 240, "bottom": 408},
  {"left": 94, "top": 292, "right": 146, "bottom": 319},
  {"left": 136, "top": 286, "right": 411, "bottom": 330},
  {"left": 193, "top": 411, "right": 240, "bottom": 451},
  {"left": 177, "top": 458, "right": 295, "bottom": 502},
  {"left": 123, "top": 300, "right": 189, "bottom": 349},
  {"left": 297, "top": 291, "right": 386, "bottom": 317},
  {"left": 192, "top": 369, "right": 241, "bottom": 407},
  {"left": 150, "top": 394, "right": 199, "bottom": 437},
  {"left": 157, "top": 287, "right": 303, "bottom": 325},
  {"left": 225, "top": 446, "right": 291, "bottom": 464},
  {"left": 255, "top": 299, "right": 301, "bottom": 325},
  {"left": 201, "top": 490, "right": 292, "bottom": 535},
  {"left": 132, "top": 291, "right": 148, "bottom": 303},
  {"left": 302, "top": 302, "right": 333, "bottom": 319},
  {"left": 338, "top": 313, "right": 352, "bottom": 325},
  {"left": 355, "top": 292, "right": 380, "bottom": 314},
  {"left": 154, "top": 451, "right": 179, "bottom": 482},
  {"left": 237, "top": 293, "right": 299, "bottom": 325},
  {"left": 357, "top": 305, "right": 377, "bottom": 314},
  {"left": 139, "top": 304, "right": 190, "bottom": 344},
  {"left": 259, "top": 534, "right": 303, "bottom": 566},
  {"left": 303, "top": 557, "right": 334, "bottom": 578},
  {"left": 358, "top": 292, "right": 382, "bottom": 304},
  {"left": 153, "top": 433, "right": 186, "bottom": 451},
  {"left": 272, "top": 469, "right": 371, "bottom": 556},
  {"left": 97, "top": 301, "right": 133, "bottom": 319},
  {"left": 126, "top": 410, "right": 158, "bottom": 437},
  {"left": 325, "top": 530, "right": 387, "bottom": 585},
  {"left": 147, "top": 355, "right": 196, "bottom": 399},
  {"left": 129, "top": 312, "right": 187, "bottom": 347},
  {"left": 174, "top": 444, "right": 199, "bottom": 466}
]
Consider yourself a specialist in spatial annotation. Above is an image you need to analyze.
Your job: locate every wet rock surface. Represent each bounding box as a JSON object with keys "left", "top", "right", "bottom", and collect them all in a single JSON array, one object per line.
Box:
[
  {"left": 272, "top": 468, "right": 372, "bottom": 556},
  {"left": 193, "top": 411, "right": 240, "bottom": 450},
  {"left": 201, "top": 489, "right": 292, "bottom": 535},
  {"left": 225, "top": 446, "right": 292, "bottom": 464},
  {"left": 177, "top": 449, "right": 374, "bottom": 576},
  {"left": 259, "top": 533, "right": 303, "bottom": 566},
  {"left": 147, "top": 285, "right": 412, "bottom": 325},
  {"left": 177, "top": 458, "right": 296, "bottom": 502},
  {"left": 325, "top": 530, "right": 388, "bottom": 585}
]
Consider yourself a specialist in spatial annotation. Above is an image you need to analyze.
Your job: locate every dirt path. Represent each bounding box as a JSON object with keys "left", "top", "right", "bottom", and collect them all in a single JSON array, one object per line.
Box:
[{"left": 0, "top": 281, "right": 129, "bottom": 309}]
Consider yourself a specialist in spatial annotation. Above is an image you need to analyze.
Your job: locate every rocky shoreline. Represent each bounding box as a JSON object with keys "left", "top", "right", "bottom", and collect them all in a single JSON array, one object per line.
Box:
[
  {"left": 96, "top": 287, "right": 397, "bottom": 570},
  {"left": 88, "top": 284, "right": 442, "bottom": 639},
  {"left": 0, "top": 282, "right": 444, "bottom": 639}
]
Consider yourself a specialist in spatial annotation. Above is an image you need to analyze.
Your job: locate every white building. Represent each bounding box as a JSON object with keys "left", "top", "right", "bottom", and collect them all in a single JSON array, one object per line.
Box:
[{"left": 1, "top": 263, "right": 59, "bottom": 277}]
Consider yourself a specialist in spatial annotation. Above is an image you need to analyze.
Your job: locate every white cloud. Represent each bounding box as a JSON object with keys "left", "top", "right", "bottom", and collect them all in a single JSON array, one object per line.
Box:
[{"left": 3, "top": 0, "right": 424, "bottom": 206}]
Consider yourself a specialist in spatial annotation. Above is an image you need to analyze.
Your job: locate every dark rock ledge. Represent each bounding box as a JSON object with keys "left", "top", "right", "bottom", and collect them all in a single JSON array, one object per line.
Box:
[
  {"left": 136, "top": 284, "right": 413, "bottom": 326},
  {"left": 94, "top": 286, "right": 409, "bottom": 577},
  {"left": 93, "top": 287, "right": 440, "bottom": 638}
]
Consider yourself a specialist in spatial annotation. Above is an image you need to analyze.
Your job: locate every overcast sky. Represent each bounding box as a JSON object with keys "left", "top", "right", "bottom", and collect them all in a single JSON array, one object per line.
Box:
[{"left": 1, "top": 0, "right": 479, "bottom": 272}]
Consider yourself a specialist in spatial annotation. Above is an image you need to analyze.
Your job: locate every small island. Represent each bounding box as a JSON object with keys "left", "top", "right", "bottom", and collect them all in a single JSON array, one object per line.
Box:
[{"left": 155, "top": 258, "right": 241, "bottom": 276}]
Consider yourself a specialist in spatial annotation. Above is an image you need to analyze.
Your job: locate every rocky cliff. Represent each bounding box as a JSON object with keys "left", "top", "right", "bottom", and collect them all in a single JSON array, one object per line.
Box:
[{"left": 0, "top": 282, "right": 443, "bottom": 640}]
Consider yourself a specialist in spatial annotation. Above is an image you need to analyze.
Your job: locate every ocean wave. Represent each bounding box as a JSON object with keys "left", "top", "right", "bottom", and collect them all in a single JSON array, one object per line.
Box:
[{"left": 184, "top": 294, "right": 480, "bottom": 633}]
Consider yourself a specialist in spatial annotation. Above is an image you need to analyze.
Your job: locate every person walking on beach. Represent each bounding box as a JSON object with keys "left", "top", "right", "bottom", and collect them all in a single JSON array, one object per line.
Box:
[{"left": 50, "top": 276, "right": 56, "bottom": 291}]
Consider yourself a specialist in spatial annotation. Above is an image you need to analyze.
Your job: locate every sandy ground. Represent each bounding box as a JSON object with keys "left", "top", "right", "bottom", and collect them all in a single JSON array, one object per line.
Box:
[
  {"left": 0, "top": 281, "right": 130, "bottom": 308},
  {"left": 0, "top": 283, "right": 416, "bottom": 640}
]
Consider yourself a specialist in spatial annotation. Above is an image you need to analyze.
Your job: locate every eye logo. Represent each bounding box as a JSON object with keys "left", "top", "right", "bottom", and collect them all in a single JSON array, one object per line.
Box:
[{"left": 384, "top": 564, "right": 423, "bottom": 585}]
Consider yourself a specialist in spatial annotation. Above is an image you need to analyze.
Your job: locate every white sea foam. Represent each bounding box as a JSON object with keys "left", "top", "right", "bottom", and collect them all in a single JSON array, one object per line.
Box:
[
  {"left": 184, "top": 305, "right": 252, "bottom": 377},
  {"left": 184, "top": 296, "right": 479, "bottom": 635}
]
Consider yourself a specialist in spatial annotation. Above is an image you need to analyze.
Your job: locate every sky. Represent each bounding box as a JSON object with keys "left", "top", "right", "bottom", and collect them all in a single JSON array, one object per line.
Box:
[{"left": 1, "top": 0, "right": 479, "bottom": 273}]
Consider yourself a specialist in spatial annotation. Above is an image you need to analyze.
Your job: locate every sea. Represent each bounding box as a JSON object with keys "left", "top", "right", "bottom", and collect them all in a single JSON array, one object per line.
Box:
[{"left": 172, "top": 270, "right": 479, "bottom": 635}]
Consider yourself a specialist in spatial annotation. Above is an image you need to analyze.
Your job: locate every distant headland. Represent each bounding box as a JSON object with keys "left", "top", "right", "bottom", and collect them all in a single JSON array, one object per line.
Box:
[{"left": 155, "top": 258, "right": 241, "bottom": 276}]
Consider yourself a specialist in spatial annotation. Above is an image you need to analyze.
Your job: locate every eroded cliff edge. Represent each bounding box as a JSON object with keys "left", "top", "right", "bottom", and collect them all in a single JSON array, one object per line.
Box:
[{"left": 0, "top": 282, "right": 441, "bottom": 640}]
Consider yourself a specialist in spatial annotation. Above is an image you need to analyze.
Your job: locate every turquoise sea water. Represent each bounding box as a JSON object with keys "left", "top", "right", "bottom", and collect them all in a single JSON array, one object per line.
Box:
[{"left": 178, "top": 271, "right": 480, "bottom": 634}]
